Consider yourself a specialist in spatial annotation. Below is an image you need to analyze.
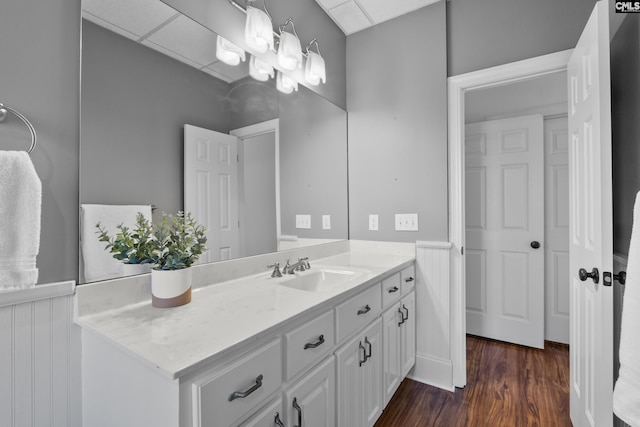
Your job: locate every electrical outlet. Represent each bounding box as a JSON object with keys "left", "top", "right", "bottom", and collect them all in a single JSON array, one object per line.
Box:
[
  {"left": 296, "top": 214, "right": 311, "bottom": 229},
  {"left": 395, "top": 213, "right": 419, "bottom": 231},
  {"left": 369, "top": 214, "right": 379, "bottom": 231},
  {"left": 322, "top": 215, "right": 331, "bottom": 230}
]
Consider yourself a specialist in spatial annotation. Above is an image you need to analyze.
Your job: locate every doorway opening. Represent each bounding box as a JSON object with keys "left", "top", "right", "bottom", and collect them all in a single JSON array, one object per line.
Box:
[{"left": 448, "top": 50, "right": 573, "bottom": 388}]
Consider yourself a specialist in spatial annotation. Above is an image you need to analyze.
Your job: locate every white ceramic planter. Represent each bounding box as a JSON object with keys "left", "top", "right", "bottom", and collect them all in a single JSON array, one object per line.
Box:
[{"left": 151, "top": 268, "right": 192, "bottom": 308}]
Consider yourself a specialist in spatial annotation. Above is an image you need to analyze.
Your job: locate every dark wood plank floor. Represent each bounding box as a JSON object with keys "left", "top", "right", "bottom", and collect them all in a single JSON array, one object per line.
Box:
[{"left": 375, "top": 335, "right": 570, "bottom": 427}]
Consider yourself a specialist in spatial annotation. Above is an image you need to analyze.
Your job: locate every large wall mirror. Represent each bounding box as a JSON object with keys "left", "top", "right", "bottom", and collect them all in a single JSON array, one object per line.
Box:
[{"left": 79, "top": 0, "right": 348, "bottom": 284}]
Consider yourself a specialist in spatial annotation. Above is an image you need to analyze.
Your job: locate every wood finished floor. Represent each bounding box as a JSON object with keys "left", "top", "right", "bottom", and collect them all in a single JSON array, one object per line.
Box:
[{"left": 375, "top": 335, "right": 570, "bottom": 427}]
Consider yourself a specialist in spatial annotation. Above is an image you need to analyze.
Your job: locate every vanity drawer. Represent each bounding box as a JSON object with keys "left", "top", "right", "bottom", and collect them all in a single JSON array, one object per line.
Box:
[
  {"left": 335, "top": 283, "right": 382, "bottom": 342},
  {"left": 401, "top": 265, "right": 416, "bottom": 294},
  {"left": 285, "top": 310, "right": 335, "bottom": 380},
  {"left": 192, "top": 338, "right": 283, "bottom": 427},
  {"left": 381, "top": 272, "right": 402, "bottom": 308}
]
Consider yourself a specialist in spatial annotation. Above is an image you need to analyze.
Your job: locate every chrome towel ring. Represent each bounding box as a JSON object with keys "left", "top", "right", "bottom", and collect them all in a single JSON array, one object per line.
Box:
[{"left": 0, "top": 102, "right": 37, "bottom": 154}]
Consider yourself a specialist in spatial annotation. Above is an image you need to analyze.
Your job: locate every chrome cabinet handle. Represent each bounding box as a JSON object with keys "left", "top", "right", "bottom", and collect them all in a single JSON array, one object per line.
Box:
[
  {"left": 228, "top": 375, "right": 263, "bottom": 401},
  {"left": 293, "top": 397, "right": 302, "bottom": 427},
  {"left": 402, "top": 304, "right": 409, "bottom": 322},
  {"left": 579, "top": 267, "right": 599, "bottom": 284},
  {"left": 303, "top": 334, "right": 325, "bottom": 350},
  {"left": 388, "top": 286, "right": 399, "bottom": 293},
  {"left": 357, "top": 304, "right": 371, "bottom": 315},
  {"left": 398, "top": 307, "right": 405, "bottom": 326},
  {"left": 365, "top": 337, "right": 372, "bottom": 359},
  {"left": 359, "top": 341, "right": 367, "bottom": 366},
  {"left": 405, "top": 277, "right": 414, "bottom": 283},
  {"left": 274, "top": 412, "right": 285, "bottom": 427}
]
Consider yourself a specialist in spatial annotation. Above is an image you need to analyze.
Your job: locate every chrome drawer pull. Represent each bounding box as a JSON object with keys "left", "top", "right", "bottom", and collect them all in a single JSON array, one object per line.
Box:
[
  {"left": 303, "top": 334, "right": 325, "bottom": 350},
  {"left": 388, "top": 286, "right": 399, "bottom": 293},
  {"left": 357, "top": 304, "right": 371, "bottom": 315},
  {"left": 274, "top": 412, "right": 285, "bottom": 427},
  {"left": 228, "top": 374, "right": 263, "bottom": 401},
  {"left": 405, "top": 277, "right": 414, "bottom": 283}
]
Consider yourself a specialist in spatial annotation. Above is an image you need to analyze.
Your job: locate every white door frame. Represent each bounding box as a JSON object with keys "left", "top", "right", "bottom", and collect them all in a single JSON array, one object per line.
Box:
[
  {"left": 448, "top": 49, "right": 573, "bottom": 388},
  {"left": 230, "top": 118, "right": 281, "bottom": 245}
]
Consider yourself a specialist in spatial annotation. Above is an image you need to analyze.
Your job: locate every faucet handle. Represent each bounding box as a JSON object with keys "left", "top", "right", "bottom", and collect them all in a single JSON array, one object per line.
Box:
[{"left": 267, "top": 262, "right": 282, "bottom": 278}]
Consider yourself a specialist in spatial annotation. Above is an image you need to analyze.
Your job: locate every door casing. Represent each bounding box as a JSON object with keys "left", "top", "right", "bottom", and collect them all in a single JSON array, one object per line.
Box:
[{"left": 448, "top": 49, "right": 573, "bottom": 388}]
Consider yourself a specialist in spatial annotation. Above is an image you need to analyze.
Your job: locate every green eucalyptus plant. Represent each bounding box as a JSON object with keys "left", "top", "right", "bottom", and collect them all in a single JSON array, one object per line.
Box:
[
  {"left": 150, "top": 211, "right": 207, "bottom": 271},
  {"left": 96, "top": 211, "right": 207, "bottom": 270},
  {"left": 96, "top": 212, "right": 155, "bottom": 265}
]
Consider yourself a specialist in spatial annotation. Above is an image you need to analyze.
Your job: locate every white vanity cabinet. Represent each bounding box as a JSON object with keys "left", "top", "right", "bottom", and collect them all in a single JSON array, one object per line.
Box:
[
  {"left": 335, "top": 317, "right": 383, "bottom": 427},
  {"left": 238, "top": 398, "right": 285, "bottom": 427},
  {"left": 284, "top": 356, "right": 335, "bottom": 427}
]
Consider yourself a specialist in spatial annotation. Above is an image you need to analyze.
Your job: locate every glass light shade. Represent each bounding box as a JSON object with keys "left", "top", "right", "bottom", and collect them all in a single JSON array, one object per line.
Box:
[
  {"left": 276, "top": 71, "right": 298, "bottom": 94},
  {"left": 216, "top": 35, "right": 246, "bottom": 66},
  {"left": 304, "top": 51, "right": 326, "bottom": 86},
  {"left": 249, "top": 55, "right": 274, "bottom": 81},
  {"left": 277, "top": 31, "right": 302, "bottom": 71},
  {"left": 245, "top": 6, "right": 274, "bottom": 53}
]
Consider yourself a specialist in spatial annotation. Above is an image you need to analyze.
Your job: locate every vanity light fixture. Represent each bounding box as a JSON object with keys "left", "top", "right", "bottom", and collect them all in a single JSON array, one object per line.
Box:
[
  {"left": 276, "top": 70, "right": 298, "bottom": 94},
  {"left": 216, "top": 35, "right": 246, "bottom": 66},
  {"left": 249, "top": 55, "right": 274, "bottom": 81},
  {"left": 244, "top": 1, "right": 274, "bottom": 53},
  {"left": 304, "top": 39, "right": 326, "bottom": 86},
  {"left": 277, "top": 18, "right": 302, "bottom": 71}
]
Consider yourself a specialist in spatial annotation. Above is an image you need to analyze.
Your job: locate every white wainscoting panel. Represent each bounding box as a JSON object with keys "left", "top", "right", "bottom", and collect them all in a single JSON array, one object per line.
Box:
[
  {"left": 410, "top": 241, "right": 454, "bottom": 391},
  {"left": 0, "top": 281, "right": 81, "bottom": 427}
]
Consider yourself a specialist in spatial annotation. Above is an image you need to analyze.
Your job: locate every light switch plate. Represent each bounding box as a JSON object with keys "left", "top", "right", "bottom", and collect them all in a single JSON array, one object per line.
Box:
[
  {"left": 296, "top": 214, "right": 311, "bottom": 229},
  {"left": 369, "top": 214, "right": 379, "bottom": 231},
  {"left": 395, "top": 213, "right": 419, "bottom": 231},
  {"left": 322, "top": 215, "right": 331, "bottom": 230}
]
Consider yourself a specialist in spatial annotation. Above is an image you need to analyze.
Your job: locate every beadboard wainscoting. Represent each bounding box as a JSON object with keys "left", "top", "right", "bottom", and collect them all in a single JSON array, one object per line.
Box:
[
  {"left": 0, "top": 281, "right": 81, "bottom": 427},
  {"left": 410, "top": 241, "right": 454, "bottom": 391}
]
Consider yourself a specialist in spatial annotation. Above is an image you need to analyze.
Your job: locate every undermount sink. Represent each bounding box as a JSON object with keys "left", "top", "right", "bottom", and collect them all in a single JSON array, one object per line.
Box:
[{"left": 278, "top": 267, "right": 366, "bottom": 292}]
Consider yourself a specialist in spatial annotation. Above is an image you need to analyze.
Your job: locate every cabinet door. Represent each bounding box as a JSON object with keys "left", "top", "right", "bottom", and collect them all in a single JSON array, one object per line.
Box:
[
  {"left": 335, "top": 334, "right": 364, "bottom": 427},
  {"left": 238, "top": 398, "right": 285, "bottom": 427},
  {"left": 361, "top": 318, "right": 383, "bottom": 427},
  {"left": 400, "top": 291, "right": 416, "bottom": 378},
  {"left": 382, "top": 304, "right": 402, "bottom": 406},
  {"left": 285, "top": 356, "right": 335, "bottom": 427}
]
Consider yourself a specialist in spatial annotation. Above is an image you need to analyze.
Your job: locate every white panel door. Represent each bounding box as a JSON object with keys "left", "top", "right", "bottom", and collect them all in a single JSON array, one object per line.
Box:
[
  {"left": 568, "top": 1, "right": 613, "bottom": 426},
  {"left": 465, "top": 115, "right": 545, "bottom": 348},
  {"left": 335, "top": 334, "right": 363, "bottom": 427},
  {"left": 284, "top": 357, "right": 335, "bottom": 427},
  {"left": 184, "top": 124, "right": 239, "bottom": 263},
  {"left": 381, "top": 305, "right": 402, "bottom": 406},
  {"left": 544, "top": 117, "right": 570, "bottom": 344},
  {"left": 361, "top": 318, "right": 382, "bottom": 427}
]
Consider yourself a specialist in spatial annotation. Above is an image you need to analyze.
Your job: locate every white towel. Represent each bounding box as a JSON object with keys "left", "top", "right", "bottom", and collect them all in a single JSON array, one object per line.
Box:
[
  {"left": 614, "top": 191, "right": 640, "bottom": 426},
  {"left": 0, "top": 151, "right": 41, "bottom": 290},
  {"left": 80, "top": 204, "right": 152, "bottom": 283}
]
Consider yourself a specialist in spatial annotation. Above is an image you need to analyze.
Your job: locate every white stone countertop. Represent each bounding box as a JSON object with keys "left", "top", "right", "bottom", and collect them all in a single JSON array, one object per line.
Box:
[{"left": 75, "top": 250, "right": 414, "bottom": 380}]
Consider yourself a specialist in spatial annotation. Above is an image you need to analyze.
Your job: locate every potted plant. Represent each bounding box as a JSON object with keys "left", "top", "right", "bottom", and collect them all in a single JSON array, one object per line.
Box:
[
  {"left": 148, "top": 211, "right": 207, "bottom": 308},
  {"left": 96, "top": 212, "right": 155, "bottom": 277},
  {"left": 96, "top": 211, "right": 207, "bottom": 308}
]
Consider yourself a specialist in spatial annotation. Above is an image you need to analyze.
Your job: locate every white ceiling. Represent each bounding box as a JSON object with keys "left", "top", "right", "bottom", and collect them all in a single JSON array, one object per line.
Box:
[
  {"left": 81, "top": 0, "right": 249, "bottom": 83},
  {"left": 314, "top": 0, "right": 441, "bottom": 35}
]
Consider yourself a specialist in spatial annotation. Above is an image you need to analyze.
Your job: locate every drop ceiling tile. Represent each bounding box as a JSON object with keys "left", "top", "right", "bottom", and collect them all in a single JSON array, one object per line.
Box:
[
  {"left": 81, "top": 0, "right": 178, "bottom": 39},
  {"left": 82, "top": 13, "right": 140, "bottom": 42},
  {"left": 140, "top": 40, "right": 203, "bottom": 69},
  {"left": 329, "top": 2, "right": 373, "bottom": 35},
  {"left": 357, "top": 0, "right": 438, "bottom": 24},
  {"left": 144, "top": 15, "right": 218, "bottom": 67},
  {"left": 316, "top": 0, "right": 350, "bottom": 9}
]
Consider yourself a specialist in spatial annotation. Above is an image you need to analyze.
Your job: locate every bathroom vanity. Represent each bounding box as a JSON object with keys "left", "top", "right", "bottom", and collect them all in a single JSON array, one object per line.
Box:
[{"left": 75, "top": 242, "right": 416, "bottom": 427}]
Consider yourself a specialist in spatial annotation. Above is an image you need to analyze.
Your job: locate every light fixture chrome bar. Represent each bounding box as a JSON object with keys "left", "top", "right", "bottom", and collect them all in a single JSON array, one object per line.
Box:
[{"left": 227, "top": 0, "right": 312, "bottom": 57}]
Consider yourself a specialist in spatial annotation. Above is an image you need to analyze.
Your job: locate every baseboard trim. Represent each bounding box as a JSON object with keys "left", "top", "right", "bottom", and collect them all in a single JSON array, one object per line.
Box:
[{"left": 407, "top": 353, "right": 455, "bottom": 392}]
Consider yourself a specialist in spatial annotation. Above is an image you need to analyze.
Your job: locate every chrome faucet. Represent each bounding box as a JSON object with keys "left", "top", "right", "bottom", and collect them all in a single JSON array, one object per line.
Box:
[
  {"left": 267, "top": 262, "right": 282, "bottom": 278},
  {"left": 283, "top": 257, "right": 311, "bottom": 274}
]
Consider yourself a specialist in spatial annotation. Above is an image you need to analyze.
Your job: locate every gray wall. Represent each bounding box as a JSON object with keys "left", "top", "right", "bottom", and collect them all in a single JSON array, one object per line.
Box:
[
  {"left": 0, "top": 0, "right": 81, "bottom": 284},
  {"left": 447, "top": 0, "right": 598, "bottom": 76},
  {"left": 80, "top": 21, "right": 231, "bottom": 215},
  {"left": 611, "top": 14, "right": 640, "bottom": 256},
  {"left": 162, "top": 0, "right": 346, "bottom": 109},
  {"left": 347, "top": 2, "right": 448, "bottom": 243}
]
